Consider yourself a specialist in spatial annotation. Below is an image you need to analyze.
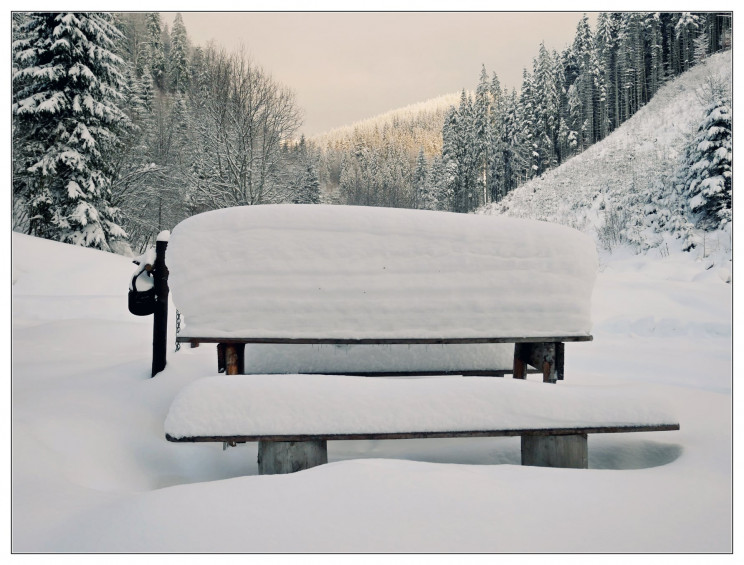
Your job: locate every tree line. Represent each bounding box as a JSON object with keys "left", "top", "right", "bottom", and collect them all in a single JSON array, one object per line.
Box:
[
  {"left": 12, "top": 12, "right": 318, "bottom": 253},
  {"left": 328, "top": 12, "right": 732, "bottom": 216},
  {"left": 12, "top": 12, "right": 731, "bottom": 254}
]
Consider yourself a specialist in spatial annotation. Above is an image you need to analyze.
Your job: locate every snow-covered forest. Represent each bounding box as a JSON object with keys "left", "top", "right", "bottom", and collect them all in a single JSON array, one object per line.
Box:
[
  {"left": 12, "top": 12, "right": 731, "bottom": 255},
  {"left": 321, "top": 12, "right": 731, "bottom": 218},
  {"left": 12, "top": 12, "right": 314, "bottom": 254}
]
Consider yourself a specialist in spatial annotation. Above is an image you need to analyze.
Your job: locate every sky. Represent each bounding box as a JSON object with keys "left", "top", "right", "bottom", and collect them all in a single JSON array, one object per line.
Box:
[{"left": 162, "top": 11, "right": 596, "bottom": 137}]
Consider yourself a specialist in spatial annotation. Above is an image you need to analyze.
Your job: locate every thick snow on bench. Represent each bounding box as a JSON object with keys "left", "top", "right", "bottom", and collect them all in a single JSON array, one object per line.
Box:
[
  {"left": 164, "top": 374, "right": 677, "bottom": 439},
  {"left": 168, "top": 205, "right": 597, "bottom": 339}
]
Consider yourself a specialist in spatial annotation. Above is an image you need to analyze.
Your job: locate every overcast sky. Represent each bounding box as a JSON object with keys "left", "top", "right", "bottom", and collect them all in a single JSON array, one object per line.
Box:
[{"left": 167, "top": 12, "right": 594, "bottom": 137}]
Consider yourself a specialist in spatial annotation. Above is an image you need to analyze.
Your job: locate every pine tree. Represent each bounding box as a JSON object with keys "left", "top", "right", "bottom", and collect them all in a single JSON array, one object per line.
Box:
[
  {"left": 675, "top": 13, "right": 701, "bottom": 73},
  {"left": 683, "top": 95, "right": 732, "bottom": 229},
  {"left": 13, "top": 12, "right": 129, "bottom": 249},
  {"left": 487, "top": 72, "right": 506, "bottom": 201},
  {"left": 169, "top": 13, "right": 191, "bottom": 93},
  {"left": 145, "top": 12, "right": 166, "bottom": 90},
  {"left": 473, "top": 65, "right": 492, "bottom": 205},
  {"left": 645, "top": 13, "right": 665, "bottom": 100},
  {"left": 532, "top": 43, "right": 561, "bottom": 171},
  {"left": 294, "top": 160, "right": 321, "bottom": 204},
  {"left": 693, "top": 31, "right": 709, "bottom": 64},
  {"left": 595, "top": 12, "right": 619, "bottom": 132},
  {"left": 413, "top": 147, "right": 428, "bottom": 209},
  {"left": 573, "top": 14, "right": 596, "bottom": 147}
]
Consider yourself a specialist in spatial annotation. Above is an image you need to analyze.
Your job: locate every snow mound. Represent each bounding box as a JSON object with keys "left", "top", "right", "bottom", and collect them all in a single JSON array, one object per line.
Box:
[
  {"left": 164, "top": 374, "right": 678, "bottom": 439},
  {"left": 167, "top": 205, "right": 598, "bottom": 339}
]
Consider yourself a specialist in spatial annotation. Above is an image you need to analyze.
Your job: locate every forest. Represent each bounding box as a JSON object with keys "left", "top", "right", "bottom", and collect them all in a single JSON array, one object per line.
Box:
[{"left": 11, "top": 12, "right": 732, "bottom": 254}]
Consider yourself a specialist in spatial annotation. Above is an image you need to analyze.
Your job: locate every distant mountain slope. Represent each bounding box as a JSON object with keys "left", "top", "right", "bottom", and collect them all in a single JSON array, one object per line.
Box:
[
  {"left": 311, "top": 92, "right": 462, "bottom": 157},
  {"left": 480, "top": 51, "right": 732, "bottom": 265}
]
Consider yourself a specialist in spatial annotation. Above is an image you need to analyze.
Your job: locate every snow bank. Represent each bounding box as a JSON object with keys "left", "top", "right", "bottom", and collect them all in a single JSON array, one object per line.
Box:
[
  {"left": 167, "top": 205, "right": 597, "bottom": 339},
  {"left": 164, "top": 374, "right": 677, "bottom": 439}
]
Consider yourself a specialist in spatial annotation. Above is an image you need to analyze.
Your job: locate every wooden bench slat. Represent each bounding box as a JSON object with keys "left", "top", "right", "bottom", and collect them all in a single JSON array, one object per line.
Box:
[
  {"left": 177, "top": 335, "right": 594, "bottom": 345},
  {"left": 166, "top": 424, "right": 680, "bottom": 444}
]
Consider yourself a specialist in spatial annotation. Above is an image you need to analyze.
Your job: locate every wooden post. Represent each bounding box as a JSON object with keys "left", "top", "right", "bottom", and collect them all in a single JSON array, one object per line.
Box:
[
  {"left": 521, "top": 434, "right": 588, "bottom": 468},
  {"left": 513, "top": 343, "right": 529, "bottom": 379},
  {"left": 513, "top": 342, "right": 564, "bottom": 383},
  {"left": 225, "top": 344, "right": 239, "bottom": 375},
  {"left": 257, "top": 440, "right": 328, "bottom": 474},
  {"left": 151, "top": 235, "right": 169, "bottom": 377},
  {"left": 222, "top": 343, "right": 245, "bottom": 375}
]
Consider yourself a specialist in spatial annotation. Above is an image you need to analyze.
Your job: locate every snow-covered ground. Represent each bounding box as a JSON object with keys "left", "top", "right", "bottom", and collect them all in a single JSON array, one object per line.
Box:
[{"left": 11, "top": 229, "right": 731, "bottom": 552}]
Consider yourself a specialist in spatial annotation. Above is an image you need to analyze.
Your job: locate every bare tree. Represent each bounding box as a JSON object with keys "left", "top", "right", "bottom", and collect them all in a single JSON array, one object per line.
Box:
[{"left": 185, "top": 46, "right": 302, "bottom": 211}]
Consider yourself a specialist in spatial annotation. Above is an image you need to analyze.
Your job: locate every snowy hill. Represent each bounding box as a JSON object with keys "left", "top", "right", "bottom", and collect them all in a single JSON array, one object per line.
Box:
[
  {"left": 311, "top": 92, "right": 462, "bottom": 157},
  {"left": 11, "top": 217, "right": 731, "bottom": 551},
  {"left": 481, "top": 51, "right": 732, "bottom": 273}
]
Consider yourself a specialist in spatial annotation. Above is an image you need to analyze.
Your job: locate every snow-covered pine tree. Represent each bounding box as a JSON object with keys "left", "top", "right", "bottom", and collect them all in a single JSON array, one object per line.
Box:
[
  {"left": 532, "top": 43, "right": 561, "bottom": 172},
  {"left": 13, "top": 12, "right": 129, "bottom": 249},
  {"left": 473, "top": 66, "right": 492, "bottom": 206},
  {"left": 675, "top": 13, "right": 702, "bottom": 74},
  {"left": 645, "top": 13, "right": 665, "bottom": 101},
  {"left": 413, "top": 147, "right": 428, "bottom": 209},
  {"left": 595, "top": 12, "right": 619, "bottom": 133},
  {"left": 517, "top": 68, "right": 539, "bottom": 179},
  {"left": 428, "top": 156, "right": 452, "bottom": 211},
  {"left": 693, "top": 31, "right": 709, "bottom": 65},
  {"left": 502, "top": 88, "right": 529, "bottom": 193},
  {"left": 682, "top": 94, "right": 732, "bottom": 230},
  {"left": 487, "top": 71, "right": 506, "bottom": 201},
  {"left": 169, "top": 13, "right": 191, "bottom": 93},
  {"left": 145, "top": 12, "right": 166, "bottom": 90},
  {"left": 573, "top": 14, "right": 596, "bottom": 147}
]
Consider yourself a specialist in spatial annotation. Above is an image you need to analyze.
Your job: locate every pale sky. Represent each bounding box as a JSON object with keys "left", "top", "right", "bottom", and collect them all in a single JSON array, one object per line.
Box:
[
  {"left": 163, "top": 12, "right": 595, "bottom": 136},
  {"left": 162, "top": 11, "right": 597, "bottom": 137}
]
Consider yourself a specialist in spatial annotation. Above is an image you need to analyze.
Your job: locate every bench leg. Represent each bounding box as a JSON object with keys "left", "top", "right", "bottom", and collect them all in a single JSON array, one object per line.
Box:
[
  {"left": 218, "top": 343, "right": 245, "bottom": 375},
  {"left": 521, "top": 434, "right": 588, "bottom": 468},
  {"left": 513, "top": 343, "right": 529, "bottom": 379},
  {"left": 513, "top": 342, "right": 564, "bottom": 383},
  {"left": 258, "top": 440, "right": 328, "bottom": 475}
]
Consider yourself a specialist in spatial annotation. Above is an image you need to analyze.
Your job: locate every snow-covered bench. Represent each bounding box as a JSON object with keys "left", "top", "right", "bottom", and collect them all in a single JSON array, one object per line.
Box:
[
  {"left": 165, "top": 374, "right": 680, "bottom": 474},
  {"left": 164, "top": 206, "right": 677, "bottom": 474},
  {"left": 167, "top": 205, "right": 598, "bottom": 381}
]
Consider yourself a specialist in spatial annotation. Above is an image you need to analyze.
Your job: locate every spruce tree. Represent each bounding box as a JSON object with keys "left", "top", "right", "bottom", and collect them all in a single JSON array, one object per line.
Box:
[
  {"left": 474, "top": 66, "right": 492, "bottom": 205},
  {"left": 413, "top": 147, "right": 428, "bottom": 209},
  {"left": 145, "top": 12, "right": 166, "bottom": 90},
  {"left": 169, "top": 13, "right": 191, "bottom": 93},
  {"left": 13, "top": 12, "right": 129, "bottom": 249},
  {"left": 683, "top": 95, "right": 732, "bottom": 229}
]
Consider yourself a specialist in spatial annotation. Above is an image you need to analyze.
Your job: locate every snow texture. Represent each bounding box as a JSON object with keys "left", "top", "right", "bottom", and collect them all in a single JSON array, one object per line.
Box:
[
  {"left": 164, "top": 373, "right": 678, "bottom": 439},
  {"left": 239, "top": 342, "right": 515, "bottom": 373},
  {"left": 168, "top": 205, "right": 597, "bottom": 339}
]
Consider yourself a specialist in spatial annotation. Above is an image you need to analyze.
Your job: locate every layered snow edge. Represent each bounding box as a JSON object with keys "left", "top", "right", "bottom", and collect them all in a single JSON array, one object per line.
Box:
[
  {"left": 164, "top": 374, "right": 678, "bottom": 439},
  {"left": 168, "top": 205, "right": 598, "bottom": 339}
]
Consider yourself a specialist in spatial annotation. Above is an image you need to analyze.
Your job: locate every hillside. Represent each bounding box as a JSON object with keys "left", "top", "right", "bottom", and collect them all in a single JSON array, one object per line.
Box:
[
  {"left": 481, "top": 51, "right": 732, "bottom": 273},
  {"left": 311, "top": 92, "right": 462, "bottom": 157}
]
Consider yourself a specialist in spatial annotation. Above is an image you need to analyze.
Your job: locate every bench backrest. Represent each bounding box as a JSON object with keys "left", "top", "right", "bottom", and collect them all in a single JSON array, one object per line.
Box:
[{"left": 168, "top": 205, "right": 597, "bottom": 340}]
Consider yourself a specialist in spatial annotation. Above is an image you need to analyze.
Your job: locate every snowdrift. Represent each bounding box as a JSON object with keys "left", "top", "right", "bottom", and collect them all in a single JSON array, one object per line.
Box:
[{"left": 168, "top": 205, "right": 598, "bottom": 340}]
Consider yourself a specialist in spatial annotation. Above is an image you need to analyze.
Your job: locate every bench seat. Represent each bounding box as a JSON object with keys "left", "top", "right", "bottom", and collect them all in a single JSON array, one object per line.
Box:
[{"left": 165, "top": 374, "right": 679, "bottom": 473}]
